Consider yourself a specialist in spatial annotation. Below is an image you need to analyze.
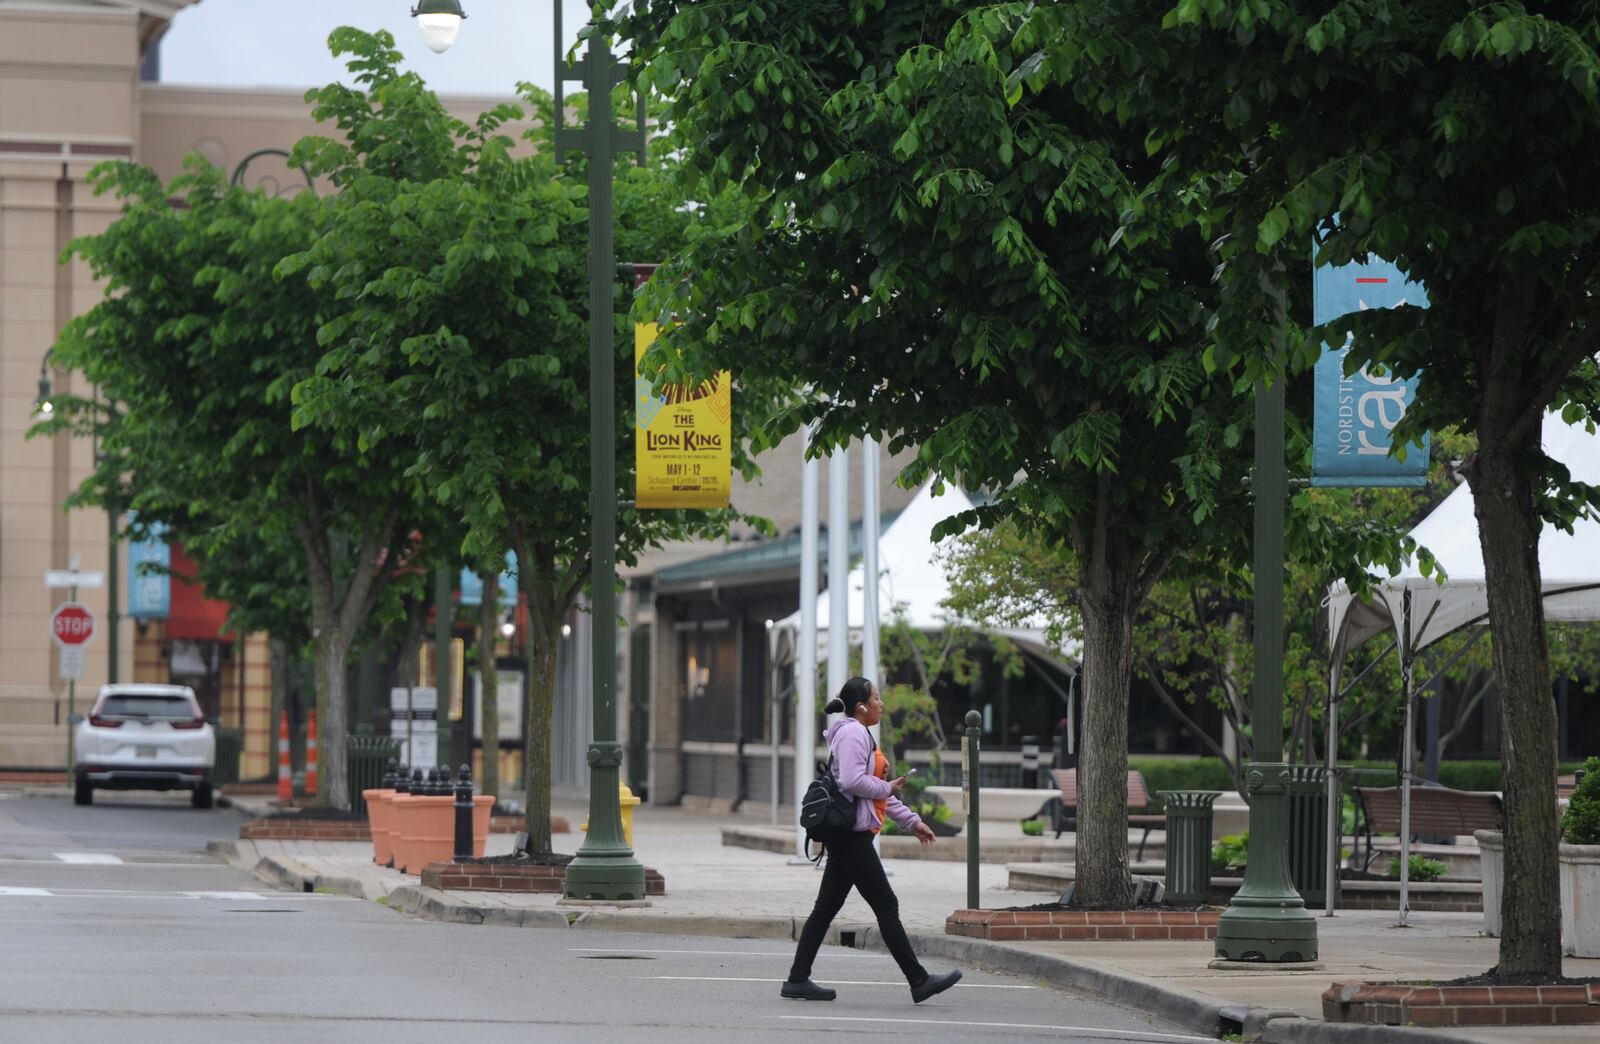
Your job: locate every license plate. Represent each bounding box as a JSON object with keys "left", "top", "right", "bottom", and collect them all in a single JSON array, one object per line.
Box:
[{"left": 137, "top": 746, "right": 157, "bottom": 759}]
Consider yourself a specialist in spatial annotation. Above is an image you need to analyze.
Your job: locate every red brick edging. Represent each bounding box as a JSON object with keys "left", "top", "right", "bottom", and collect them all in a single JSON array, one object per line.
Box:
[
  {"left": 946, "top": 908, "right": 1220, "bottom": 942},
  {"left": 421, "top": 860, "right": 666, "bottom": 896},
  {"left": 1323, "top": 980, "right": 1600, "bottom": 1027}
]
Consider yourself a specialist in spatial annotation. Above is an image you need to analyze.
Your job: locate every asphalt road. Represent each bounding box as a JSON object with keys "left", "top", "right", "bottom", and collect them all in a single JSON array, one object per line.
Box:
[{"left": 0, "top": 791, "right": 1212, "bottom": 1044}]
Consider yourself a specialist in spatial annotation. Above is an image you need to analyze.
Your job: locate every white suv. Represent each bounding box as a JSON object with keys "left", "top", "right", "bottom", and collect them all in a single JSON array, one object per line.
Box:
[{"left": 72, "top": 684, "right": 217, "bottom": 808}]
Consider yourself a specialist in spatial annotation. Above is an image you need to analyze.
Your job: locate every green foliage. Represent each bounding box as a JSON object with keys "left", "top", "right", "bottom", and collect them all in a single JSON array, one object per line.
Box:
[
  {"left": 1022, "top": 818, "right": 1046, "bottom": 837},
  {"left": 1388, "top": 855, "right": 1450, "bottom": 883},
  {"left": 1562, "top": 758, "right": 1600, "bottom": 846},
  {"left": 1131, "top": 758, "right": 1237, "bottom": 796},
  {"left": 1212, "top": 832, "right": 1249, "bottom": 873}
]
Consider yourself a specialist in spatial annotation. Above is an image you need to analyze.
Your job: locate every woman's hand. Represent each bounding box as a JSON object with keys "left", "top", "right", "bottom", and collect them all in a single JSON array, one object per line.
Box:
[
  {"left": 912, "top": 822, "right": 936, "bottom": 847},
  {"left": 889, "top": 775, "right": 908, "bottom": 795}
]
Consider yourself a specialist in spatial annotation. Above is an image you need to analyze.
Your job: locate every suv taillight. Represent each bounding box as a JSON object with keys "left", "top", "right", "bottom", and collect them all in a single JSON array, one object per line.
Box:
[
  {"left": 88, "top": 715, "right": 124, "bottom": 728},
  {"left": 170, "top": 717, "right": 206, "bottom": 730}
]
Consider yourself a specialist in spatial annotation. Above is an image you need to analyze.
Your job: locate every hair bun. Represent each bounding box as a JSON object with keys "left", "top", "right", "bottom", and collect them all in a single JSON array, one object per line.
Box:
[{"left": 823, "top": 698, "right": 844, "bottom": 714}]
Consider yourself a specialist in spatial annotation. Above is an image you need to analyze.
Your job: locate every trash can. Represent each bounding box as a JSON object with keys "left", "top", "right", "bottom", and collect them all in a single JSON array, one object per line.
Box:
[
  {"left": 213, "top": 727, "right": 243, "bottom": 787},
  {"left": 1160, "top": 790, "right": 1221, "bottom": 904},
  {"left": 346, "top": 726, "right": 402, "bottom": 817},
  {"left": 1287, "top": 765, "right": 1336, "bottom": 907}
]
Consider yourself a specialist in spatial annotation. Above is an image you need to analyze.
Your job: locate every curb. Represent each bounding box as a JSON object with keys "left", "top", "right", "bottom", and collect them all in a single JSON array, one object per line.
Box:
[{"left": 1257, "top": 1015, "right": 1483, "bottom": 1044}]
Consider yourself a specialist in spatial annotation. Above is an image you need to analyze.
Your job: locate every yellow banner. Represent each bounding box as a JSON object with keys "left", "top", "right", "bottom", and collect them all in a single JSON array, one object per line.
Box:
[{"left": 635, "top": 323, "right": 731, "bottom": 509}]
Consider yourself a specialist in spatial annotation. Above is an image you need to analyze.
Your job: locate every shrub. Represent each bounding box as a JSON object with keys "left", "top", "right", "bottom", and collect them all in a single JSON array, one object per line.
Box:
[
  {"left": 1129, "top": 757, "right": 1236, "bottom": 798},
  {"left": 1212, "top": 832, "right": 1248, "bottom": 872},
  {"left": 1021, "top": 818, "right": 1045, "bottom": 837},
  {"left": 1387, "top": 854, "right": 1449, "bottom": 882},
  {"left": 1561, "top": 757, "right": 1600, "bottom": 846}
]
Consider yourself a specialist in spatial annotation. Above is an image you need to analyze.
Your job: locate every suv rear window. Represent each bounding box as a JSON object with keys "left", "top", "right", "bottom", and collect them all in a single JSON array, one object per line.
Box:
[{"left": 97, "top": 695, "right": 195, "bottom": 719}]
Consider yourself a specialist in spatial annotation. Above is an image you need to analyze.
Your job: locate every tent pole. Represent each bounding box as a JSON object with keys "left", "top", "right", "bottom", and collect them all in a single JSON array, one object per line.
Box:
[
  {"left": 793, "top": 425, "right": 821, "bottom": 861},
  {"left": 1398, "top": 590, "right": 1414, "bottom": 927},
  {"left": 828, "top": 443, "right": 850, "bottom": 703},
  {"left": 1326, "top": 657, "right": 1339, "bottom": 916}
]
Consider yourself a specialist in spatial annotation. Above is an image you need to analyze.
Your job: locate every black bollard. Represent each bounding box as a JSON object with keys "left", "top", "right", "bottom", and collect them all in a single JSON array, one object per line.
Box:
[
  {"left": 395, "top": 764, "right": 412, "bottom": 794},
  {"left": 454, "top": 764, "right": 475, "bottom": 861},
  {"left": 382, "top": 757, "right": 399, "bottom": 790}
]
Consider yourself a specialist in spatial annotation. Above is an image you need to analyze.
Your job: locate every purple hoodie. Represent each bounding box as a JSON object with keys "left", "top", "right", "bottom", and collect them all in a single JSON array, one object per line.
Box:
[{"left": 824, "top": 717, "right": 923, "bottom": 835}]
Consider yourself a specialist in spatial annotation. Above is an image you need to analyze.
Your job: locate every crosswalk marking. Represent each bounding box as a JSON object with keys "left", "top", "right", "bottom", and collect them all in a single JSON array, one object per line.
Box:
[
  {"left": 0, "top": 887, "right": 51, "bottom": 896},
  {"left": 637, "top": 976, "right": 1032, "bottom": 989},
  {"left": 0, "top": 887, "right": 353, "bottom": 901},
  {"left": 778, "top": 1015, "right": 1216, "bottom": 1042},
  {"left": 54, "top": 852, "right": 122, "bottom": 864}
]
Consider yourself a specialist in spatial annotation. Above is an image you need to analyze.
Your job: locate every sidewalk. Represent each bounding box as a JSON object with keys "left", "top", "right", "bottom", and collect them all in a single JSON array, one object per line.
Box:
[{"left": 218, "top": 793, "right": 1600, "bottom": 1044}]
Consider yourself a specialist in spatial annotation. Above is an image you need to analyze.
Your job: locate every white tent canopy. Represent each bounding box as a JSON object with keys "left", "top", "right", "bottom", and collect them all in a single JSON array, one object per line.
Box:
[
  {"left": 1322, "top": 412, "right": 1600, "bottom": 919},
  {"left": 772, "top": 481, "right": 1076, "bottom": 666},
  {"left": 1327, "top": 413, "right": 1600, "bottom": 664}
]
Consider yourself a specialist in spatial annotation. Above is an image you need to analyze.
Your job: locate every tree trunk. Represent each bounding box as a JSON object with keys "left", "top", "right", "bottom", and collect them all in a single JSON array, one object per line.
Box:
[
  {"left": 1472, "top": 444, "right": 1563, "bottom": 976},
  {"left": 478, "top": 569, "right": 501, "bottom": 807},
  {"left": 308, "top": 602, "right": 352, "bottom": 812},
  {"left": 522, "top": 620, "right": 559, "bottom": 854},
  {"left": 1073, "top": 564, "right": 1138, "bottom": 909}
]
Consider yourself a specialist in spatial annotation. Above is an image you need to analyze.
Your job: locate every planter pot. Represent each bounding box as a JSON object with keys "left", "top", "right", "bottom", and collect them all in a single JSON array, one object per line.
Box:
[
  {"left": 364, "top": 788, "right": 396, "bottom": 867},
  {"left": 1559, "top": 841, "right": 1600, "bottom": 957},
  {"left": 1475, "top": 830, "right": 1503, "bottom": 937},
  {"left": 471, "top": 795, "right": 495, "bottom": 858}
]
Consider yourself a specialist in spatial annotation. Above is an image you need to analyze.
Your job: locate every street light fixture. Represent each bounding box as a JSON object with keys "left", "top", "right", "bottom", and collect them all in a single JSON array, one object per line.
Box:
[
  {"left": 411, "top": 0, "right": 466, "bottom": 54},
  {"left": 412, "top": 2, "right": 649, "bottom": 901}
]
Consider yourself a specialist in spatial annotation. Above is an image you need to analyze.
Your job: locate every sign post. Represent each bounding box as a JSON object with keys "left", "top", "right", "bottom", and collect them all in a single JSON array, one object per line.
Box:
[{"left": 50, "top": 599, "right": 96, "bottom": 773}]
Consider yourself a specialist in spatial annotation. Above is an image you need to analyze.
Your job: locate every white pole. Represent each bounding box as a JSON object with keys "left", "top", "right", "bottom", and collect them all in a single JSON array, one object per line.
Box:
[
  {"left": 827, "top": 442, "right": 850, "bottom": 703},
  {"left": 769, "top": 624, "right": 781, "bottom": 828},
  {"left": 1325, "top": 657, "right": 1340, "bottom": 917},
  {"left": 1398, "top": 592, "right": 1414, "bottom": 927},
  {"left": 861, "top": 438, "right": 880, "bottom": 691},
  {"left": 794, "top": 426, "right": 821, "bottom": 859}
]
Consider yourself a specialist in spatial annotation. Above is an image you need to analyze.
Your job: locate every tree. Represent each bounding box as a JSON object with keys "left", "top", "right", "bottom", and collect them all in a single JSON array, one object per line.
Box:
[
  {"left": 285, "top": 30, "right": 788, "bottom": 854},
  {"left": 40, "top": 158, "right": 424, "bottom": 810},
  {"left": 1008, "top": 0, "right": 1600, "bottom": 974}
]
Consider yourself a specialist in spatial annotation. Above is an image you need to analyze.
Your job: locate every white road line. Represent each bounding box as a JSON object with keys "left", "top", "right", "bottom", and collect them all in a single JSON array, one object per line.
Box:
[
  {"left": 0, "top": 859, "right": 227, "bottom": 869},
  {"left": 635, "top": 976, "right": 1031, "bottom": 989},
  {"left": 0, "top": 887, "right": 51, "bottom": 896},
  {"left": 777, "top": 1015, "right": 1216, "bottom": 1042},
  {"left": 570, "top": 947, "right": 888, "bottom": 959},
  {"left": 0, "top": 888, "right": 355, "bottom": 901},
  {"left": 53, "top": 852, "right": 122, "bottom": 864}
]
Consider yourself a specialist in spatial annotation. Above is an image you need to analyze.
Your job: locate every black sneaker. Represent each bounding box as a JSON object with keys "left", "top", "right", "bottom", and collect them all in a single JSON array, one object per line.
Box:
[
  {"left": 911, "top": 969, "right": 962, "bottom": 1003},
  {"left": 781, "top": 978, "right": 837, "bottom": 1001}
]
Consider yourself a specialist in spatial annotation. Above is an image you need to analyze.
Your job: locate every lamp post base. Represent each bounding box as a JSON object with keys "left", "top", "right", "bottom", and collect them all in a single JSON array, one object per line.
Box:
[
  {"left": 1213, "top": 762, "right": 1319, "bottom": 963},
  {"left": 1213, "top": 907, "right": 1320, "bottom": 963},
  {"left": 562, "top": 854, "right": 647, "bottom": 901}
]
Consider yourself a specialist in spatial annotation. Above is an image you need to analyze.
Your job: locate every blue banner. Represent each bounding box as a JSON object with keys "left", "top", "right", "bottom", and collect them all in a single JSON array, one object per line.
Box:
[
  {"left": 1311, "top": 248, "right": 1431, "bottom": 487},
  {"left": 126, "top": 515, "right": 171, "bottom": 619},
  {"left": 459, "top": 552, "right": 518, "bottom": 607}
]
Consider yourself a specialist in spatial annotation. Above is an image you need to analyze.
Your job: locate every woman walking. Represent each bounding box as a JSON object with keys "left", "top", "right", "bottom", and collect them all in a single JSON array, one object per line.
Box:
[{"left": 783, "top": 677, "right": 963, "bottom": 1003}]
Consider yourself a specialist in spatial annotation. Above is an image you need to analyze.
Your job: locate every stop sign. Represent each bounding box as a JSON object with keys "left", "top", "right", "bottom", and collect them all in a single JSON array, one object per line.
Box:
[{"left": 50, "top": 602, "right": 96, "bottom": 648}]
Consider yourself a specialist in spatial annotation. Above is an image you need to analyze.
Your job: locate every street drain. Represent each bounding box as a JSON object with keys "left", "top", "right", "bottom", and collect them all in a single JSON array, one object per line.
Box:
[{"left": 577, "top": 955, "right": 656, "bottom": 960}]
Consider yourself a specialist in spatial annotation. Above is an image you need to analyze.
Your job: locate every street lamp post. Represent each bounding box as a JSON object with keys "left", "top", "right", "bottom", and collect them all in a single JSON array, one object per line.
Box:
[
  {"left": 414, "top": 2, "right": 648, "bottom": 900},
  {"left": 1212, "top": 298, "right": 1318, "bottom": 964}
]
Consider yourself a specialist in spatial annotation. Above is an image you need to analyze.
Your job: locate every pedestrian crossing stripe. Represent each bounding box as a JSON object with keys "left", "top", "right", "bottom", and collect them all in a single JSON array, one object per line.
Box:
[
  {"left": 0, "top": 887, "right": 353, "bottom": 901},
  {"left": 53, "top": 852, "right": 122, "bottom": 864},
  {"left": 0, "top": 887, "right": 51, "bottom": 896}
]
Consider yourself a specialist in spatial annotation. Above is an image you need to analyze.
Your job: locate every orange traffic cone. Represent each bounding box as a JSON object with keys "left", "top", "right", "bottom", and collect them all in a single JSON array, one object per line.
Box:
[
  {"left": 277, "top": 711, "right": 292, "bottom": 804},
  {"left": 305, "top": 710, "right": 318, "bottom": 798}
]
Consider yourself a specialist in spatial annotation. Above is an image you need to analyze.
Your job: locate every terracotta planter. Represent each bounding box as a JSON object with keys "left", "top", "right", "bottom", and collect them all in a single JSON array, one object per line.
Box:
[
  {"left": 364, "top": 789, "right": 396, "bottom": 866},
  {"left": 471, "top": 795, "right": 495, "bottom": 857},
  {"left": 392, "top": 794, "right": 453, "bottom": 874},
  {"left": 1559, "top": 842, "right": 1600, "bottom": 957},
  {"left": 1474, "top": 829, "right": 1503, "bottom": 937}
]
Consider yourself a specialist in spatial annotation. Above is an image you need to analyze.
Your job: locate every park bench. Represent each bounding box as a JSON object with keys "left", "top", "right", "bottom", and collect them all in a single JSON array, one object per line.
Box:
[
  {"left": 1051, "top": 768, "right": 1166, "bottom": 859},
  {"left": 1352, "top": 785, "right": 1504, "bottom": 872}
]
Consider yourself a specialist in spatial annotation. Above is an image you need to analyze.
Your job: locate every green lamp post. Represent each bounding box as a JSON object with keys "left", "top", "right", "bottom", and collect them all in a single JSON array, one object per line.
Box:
[
  {"left": 1212, "top": 301, "right": 1319, "bottom": 964},
  {"left": 413, "top": 2, "right": 648, "bottom": 901}
]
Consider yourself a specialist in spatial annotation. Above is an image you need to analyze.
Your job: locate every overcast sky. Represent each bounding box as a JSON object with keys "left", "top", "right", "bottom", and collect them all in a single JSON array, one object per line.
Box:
[{"left": 161, "top": 0, "right": 600, "bottom": 97}]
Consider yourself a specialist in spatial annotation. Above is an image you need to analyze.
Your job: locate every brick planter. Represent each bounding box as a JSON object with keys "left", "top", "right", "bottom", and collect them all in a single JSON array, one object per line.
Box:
[
  {"left": 1323, "top": 980, "right": 1600, "bottom": 1027},
  {"left": 242, "top": 815, "right": 570, "bottom": 842},
  {"left": 947, "top": 908, "right": 1220, "bottom": 942},
  {"left": 421, "top": 860, "right": 666, "bottom": 896}
]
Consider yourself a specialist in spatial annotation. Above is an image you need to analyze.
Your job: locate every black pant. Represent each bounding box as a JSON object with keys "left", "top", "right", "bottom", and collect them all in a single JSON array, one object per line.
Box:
[{"left": 789, "top": 830, "right": 927, "bottom": 986}]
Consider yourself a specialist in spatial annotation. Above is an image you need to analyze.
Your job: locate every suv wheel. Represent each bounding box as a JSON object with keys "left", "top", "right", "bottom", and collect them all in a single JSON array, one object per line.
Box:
[
  {"left": 192, "top": 783, "right": 213, "bottom": 809},
  {"left": 74, "top": 775, "right": 93, "bottom": 806}
]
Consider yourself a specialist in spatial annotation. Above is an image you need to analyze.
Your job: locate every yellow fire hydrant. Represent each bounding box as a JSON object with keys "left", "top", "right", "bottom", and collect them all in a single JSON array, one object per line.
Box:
[{"left": 580, "top": 783, "right": 642, "bottom": 847}]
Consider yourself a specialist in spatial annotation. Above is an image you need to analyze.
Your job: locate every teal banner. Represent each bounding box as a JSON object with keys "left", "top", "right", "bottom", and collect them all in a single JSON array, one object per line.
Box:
[
  {"left": 127, "top": 514, "right": 171, "bottom": 619},
  {"left": 1311, "top": 249, "right": 1430, "bottom": 487},
  {"left": 459, "top": 552, "right": 518, "bottom": 607}
]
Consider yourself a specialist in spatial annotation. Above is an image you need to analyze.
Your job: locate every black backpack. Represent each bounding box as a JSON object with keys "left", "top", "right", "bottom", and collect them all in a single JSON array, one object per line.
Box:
[{"left": 800, "top": 735, "right": 874, "bottom": 860}]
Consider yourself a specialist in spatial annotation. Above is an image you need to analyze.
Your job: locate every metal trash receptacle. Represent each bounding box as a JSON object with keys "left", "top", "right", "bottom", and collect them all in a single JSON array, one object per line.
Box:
[
  {"left": 213, "top": 727, "right": 243, "bottom": 787},
  {"left": 1160, "top": 790, "right": 1221, "bottom": 904},
  {"left": 346, "top": 726, "right": 402, "bottom": 817},
  {"left": 1288, "top": 764, "right": 1337, "bottom": 907}
]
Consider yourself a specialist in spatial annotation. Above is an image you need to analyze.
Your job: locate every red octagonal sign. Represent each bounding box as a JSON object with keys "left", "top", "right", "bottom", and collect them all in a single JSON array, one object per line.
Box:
[{"left": 51, "top": 602, "right": 96, "bottom": 648}]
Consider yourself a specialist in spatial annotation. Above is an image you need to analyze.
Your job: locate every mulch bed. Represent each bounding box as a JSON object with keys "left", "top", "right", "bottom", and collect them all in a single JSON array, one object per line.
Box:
[
  {"left": 470, "top": 851, "right": 575, "bottom": 867},
  {"left": 1444, "top": 970, "right": 1600, "bottom": 988}
]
